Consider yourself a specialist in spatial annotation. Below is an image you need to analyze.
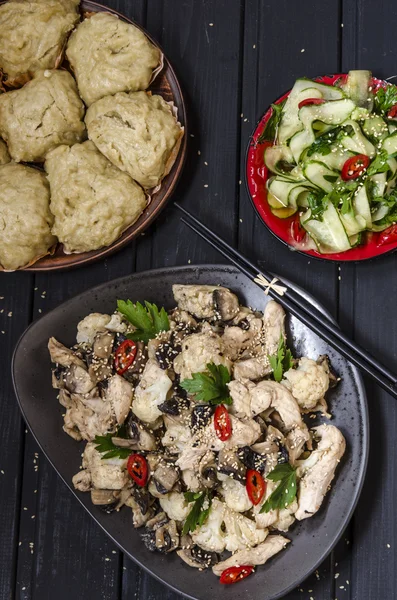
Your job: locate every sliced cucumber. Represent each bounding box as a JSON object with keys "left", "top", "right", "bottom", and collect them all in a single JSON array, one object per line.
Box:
[
  {"left": 305, "top": 146, "right": 353, "bottom": 171},
  {"left": 370, "top": 173, "right": 387, "bottom": 197},
  {"left": 290, "top": 99, "right": 356, "bottom": 162},
  {"left": 362, "top": 115, "right": 389, "bottom": 141},
  {"left": 303, "top": 161, "right": 339, "bottom": 193},
  {"left": 270, "top": 206, "right": 297, "bottom": 218},
  {"left": 340, "top": 211, "right": 367, "bottom": 236},
  {"left": 301, "top": 202, "right": 351, "bottom": 253},
  {"left": 382, "top": 131, "right": 397, "bottom": 156},
  {"left": 264, "top": 145, "right": 297, "bottom": 178},
  {"left": 343, "top": 70, "right": 373, "bottom": 111},
  {"left": 353, "top": 184, "right": 372, "bottom": 228},
  {"left": 340, "top": 120, "right": 376, "bottom": 157},
  {"left": 278, "top": 79, "right": 345, "bottom": 144},
  {"left": 371, "top": 203, "right": 391, "bottom": 223},
  {"left": 349, "top": 233, "right": 362, "bottom": 247},
  {"left": 267, "top": 177, "right": 307, "bottom": 208}
]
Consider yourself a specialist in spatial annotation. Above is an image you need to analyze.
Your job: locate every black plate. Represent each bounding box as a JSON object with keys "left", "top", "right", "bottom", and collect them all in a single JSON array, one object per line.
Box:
[{"left": 12, "top": 265, "right": 369, "bottom": 600}]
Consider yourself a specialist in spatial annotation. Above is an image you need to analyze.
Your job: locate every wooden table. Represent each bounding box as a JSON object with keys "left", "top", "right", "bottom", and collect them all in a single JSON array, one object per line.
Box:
[{"left": 1, "top": 0, "right": 397, "bottom": 598}]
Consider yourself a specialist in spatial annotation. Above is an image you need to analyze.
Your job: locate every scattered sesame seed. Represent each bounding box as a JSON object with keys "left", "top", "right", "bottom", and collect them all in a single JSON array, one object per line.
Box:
[
  {"left": 7, "top": 311, "right": 12, "bottom": 317},
  {"left": 209, "top": 22, "right": 214, "bottom": 26},
  {"left": 204, "top": 184, "right": 208, "bottom": 188},
  {"left": 301, "top": 48, "right": 305, "bottom": 52},
  {"left": 335, "top": 573, "right": 340, "bottom": 579},
  {"left": 387, "top": 543, "right": 391, "bottom": 548}
]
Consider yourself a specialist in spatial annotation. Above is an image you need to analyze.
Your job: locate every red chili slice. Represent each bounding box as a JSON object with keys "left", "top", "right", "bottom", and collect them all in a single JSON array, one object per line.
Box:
[
  {"left": 114, "top": 339, "right": 137, "bottom": 375},
  {"left": 246, "top": 469, "right": 266, "bottom": 506},
  {"left": 387, "top": 105, "right": 397, "bottom": 119},
  {"left": 214, "top": 405, "right": 232, "bottom": 441},
  {"left": 291, "top": 216, "right": 306, "bottom": 243},
  {"left": 220, "top": 565, "right": 254, "bottom": 585},
  {"left": 127, "top": 454, "right": 148, "bottom": 487},
  {"left": 378, "top": 224, "right": 397, "bottom": 246},
  {"left": 341, "top": 154, "right": 370, "bottom": 181},
  {"left": 298, "top": 98, "right": 325, "bottom": 109}
]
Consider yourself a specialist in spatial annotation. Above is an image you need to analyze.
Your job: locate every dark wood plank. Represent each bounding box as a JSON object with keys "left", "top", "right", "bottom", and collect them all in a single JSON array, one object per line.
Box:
[
  {"left": 340, "top": 1, "right": 397, "bottom": 598},
  {"left": 237, "top": 1, "right": 343, "bottom": 598},
  {"left": 0, "top": 273, "right": 34, "bottom": 600}
]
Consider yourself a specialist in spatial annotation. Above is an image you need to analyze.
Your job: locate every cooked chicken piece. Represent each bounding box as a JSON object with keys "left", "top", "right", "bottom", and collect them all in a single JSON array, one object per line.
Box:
[
  {"left": 105, "top": 374, "right": 133, "bottom": 425},
  {"left": 212, "top": 535, "right": 290, "bottom": 576},
  {"left": 48, "top": 337, "right": 86, "bottom": 369},
  {"left": 176, "top": 415, "right": 261, "bottom": 471},
  {"left": 76, "top": 313, "right": 112, "bottom": 344},
  {"left": 220, "top": 477, "right": 253, "bottom": 512},
  {"left": 283, "top": 357, "right": 330, "bottom": 410},
  {"left": 295, "top": 424, "right": 345, "bottom": 520},
  {"left": 132, "top": 359, "right": 173, "bottom": 424},
  {"left": 172, "top": 284, "right": 239, "bottom": 321},
  {"left": 233, "top": 356, "right": 271, "bottom": 381},
  {"left": 173, "top": 330, "right": 231, "bottom": 380},
  {"left": 160, "top": 492, "right": 191, "bottom": 521},
  {"left": 223, "top": 507, "right": 268, "bottom": 552},
  {"left": 264, "top": 300, "right": 286, "bottom": 356},
  {"left": 228, "top": 378, "right": 254, "bottom": 419},
  {"left": 222, "top": 315, "right": 264, "bottom": 361},
  {"left": 73, "top": 443, "right": 129, "bottom": 491},
  {"left": 169, "top": 308, "right": 198, "bottom": 329}
]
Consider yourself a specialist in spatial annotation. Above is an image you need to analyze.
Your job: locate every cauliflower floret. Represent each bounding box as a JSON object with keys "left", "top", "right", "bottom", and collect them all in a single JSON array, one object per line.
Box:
[
  {"left": 191, "top": 498, "right": 226, "bottom": 553},
  {"left": 254, "top": 481, "right": 297, "bottom": 532},
  {"left": 223, "top": 506, "right": 268, "bottom": 552},
  {"left": 220, "top": 477, "right": 253, "bottom": 513},
  {"left": 105, "top": 312, "right": 128, "bottom": 333},
  {"left": 283, "top": 357, "right": 329, "bottom": 410},
  {"left": 162, "top": 420, "right": 192, "bottom": 454},
  {"left": 132, "top": 359, "right": 172, "bottom": 424},
  {"left": 160, "top": 492, "right": 191, "bottom": 522},
  {"left": 173, "top": 331, "right": 231, "bottom": 380},
  {"left": 73, "top": 442, "right": 128, "bottom": 490},
  {"left": 76, "top": 312, "right": 111, "bottom": 344}
]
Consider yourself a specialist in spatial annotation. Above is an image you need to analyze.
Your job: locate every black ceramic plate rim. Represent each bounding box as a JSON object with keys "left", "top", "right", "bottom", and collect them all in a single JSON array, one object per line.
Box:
[{"left": 11, "top": 265, "right": 369, "bottom": 600}]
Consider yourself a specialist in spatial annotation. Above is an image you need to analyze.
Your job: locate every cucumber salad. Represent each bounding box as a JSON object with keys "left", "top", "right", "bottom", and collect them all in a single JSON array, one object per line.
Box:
[{"left": 262, "top": 70, "right": 397, "bottom": 254}]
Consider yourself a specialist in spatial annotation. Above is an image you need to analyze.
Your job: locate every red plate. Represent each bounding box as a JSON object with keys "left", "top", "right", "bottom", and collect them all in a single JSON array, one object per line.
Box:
[{"left": 246, "top": 74, "right": 397, "bottom": 262}]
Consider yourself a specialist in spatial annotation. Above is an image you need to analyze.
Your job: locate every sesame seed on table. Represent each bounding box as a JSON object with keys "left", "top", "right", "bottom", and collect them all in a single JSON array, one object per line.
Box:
[{"left": 0, "top": 0, "right": 397, "bottom": 599}]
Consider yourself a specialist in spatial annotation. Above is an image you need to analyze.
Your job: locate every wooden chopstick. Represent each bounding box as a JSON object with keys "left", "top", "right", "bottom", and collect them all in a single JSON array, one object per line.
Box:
[{"left": 174, "top": 202, "right": 397, "bottom": 400}]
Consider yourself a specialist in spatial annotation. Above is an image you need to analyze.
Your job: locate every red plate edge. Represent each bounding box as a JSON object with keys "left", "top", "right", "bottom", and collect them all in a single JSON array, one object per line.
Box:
[{"left": 245, "top": 73, "right": 397, "bottom": 262}]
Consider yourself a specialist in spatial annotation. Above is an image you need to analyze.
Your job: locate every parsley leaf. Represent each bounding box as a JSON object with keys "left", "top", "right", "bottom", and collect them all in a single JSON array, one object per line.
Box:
[
  {"left": 373, "top": 84, "right": 397, "bottom": 116},
  {"left": 180, "top": 363, "right": 232, "bottom": 405},
  {"left": 372, "top": 187, "right": 397, "bottom": 226},
  {"left": 260, "top": 463, "right": 297, "bottom": 513},
  {"left": 268, "top": 335, "right": 293, "bottom": 382},
  {"left": 93, "top": 425, "right": 131, "bottom": 460},
  {"left": 367, "top": 150, "right": 390, "bottom": 177},
  {"left": 257, "top": 99, "right": 286, "bottom": 143},
  {"left": 117, "top": 299, "right": 169, "bottom": 343},
  {"left": 182, "top": 491, "right": 213, "bottom": 535},
  {"left": 307, "top": 127, "right": 341, "bottom": 157},
  {"left": 323, "top": 174, "right": 339, "bottom": 183},
  {"left": 307, "top": 190, "right": 327, "bottom": 220}
]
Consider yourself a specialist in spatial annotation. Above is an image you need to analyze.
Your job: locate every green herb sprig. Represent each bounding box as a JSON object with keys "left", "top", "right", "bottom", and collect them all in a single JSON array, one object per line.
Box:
[
  {"left": 94, "top": 425, "right": 130, "bottom": 460},
  {"left": 257, "top": 99, "right": 287, "bottom": 144},
  {"left": 117, "top": 299, "right": 169, "bottom": 343},
  {"left": 180, "top": 363, "right": 232, "bottom": 405},
  {"left": 268, "top": 335, "right": 293, "bottom": 382},
  {"left": 373, "top": 84, "right": 397, "bottom": 116},
  {"left": 260, "top": 463, "right": 297, "bottom": 513},
  {"left": 182, "top": 491, "right": 213, "bottom": 535}
]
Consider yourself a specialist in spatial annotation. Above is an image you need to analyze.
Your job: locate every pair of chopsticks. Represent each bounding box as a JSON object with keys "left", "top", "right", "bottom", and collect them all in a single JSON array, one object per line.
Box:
[{"left": 174, "top": 202, "right": 397, "bottom": 400}]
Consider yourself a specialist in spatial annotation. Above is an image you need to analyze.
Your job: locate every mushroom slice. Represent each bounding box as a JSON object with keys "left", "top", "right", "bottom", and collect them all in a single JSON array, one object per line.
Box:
[
  {"left": 124, "top": 414, "right": 157, "bottom": 451},
  {"left": 212, "top": 535, "right": 290, "bottom": 576},
  {"left": 295, "top": 424, "right": 346, "bottom": 521},
  {"left": 153, "top": 461, "right": 180, "bottom": 493},
  {"left": 90, "top": 489, "right": 120, "bottom": 513},
  {"left": 217, "top": 448, "right": 246, "bottom": 482},
  {"left": 141, "top": 512, "right": 179, "bottom": 553},
  {"left": 177, "top": 535, "right": 217, "bottom": 569},
  {"left": 93, "top": 329, "right": 115, "bottom": 359},
  {"left": 125, "top": 495, "right": 154, "bottom": 528},
  {"left": 65, "top": 364, "right": 96, "bottom": 394},
  {"left": 172, "top": 284, "right": 239, "bottom": 320},
  {"left": 198, "top": 451, "right": 218, "bottom": 489},
  {"left": 48, "top": 337, "right": 86, "bottom": 369}
]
